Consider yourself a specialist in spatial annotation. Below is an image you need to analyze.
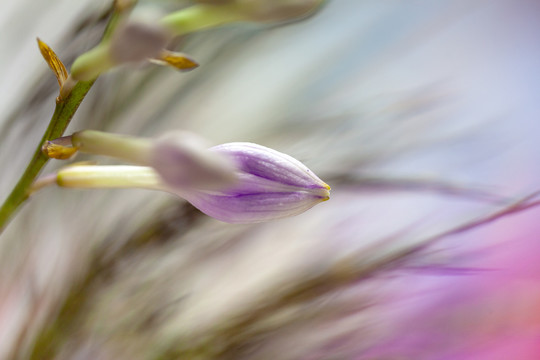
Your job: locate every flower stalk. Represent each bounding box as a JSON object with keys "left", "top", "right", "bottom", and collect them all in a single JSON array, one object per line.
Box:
[
  {"left": 0, "top": 5, "right": 128, "bottom": 234},
  {"left": 0, "top": 81, "right": 95, "bottom": 233},
  {"left": 55, "top": 165, "right": 161, "bottom": 189},
  {"left": 71, "top": 130, "right": 153, "bottom": 164}
]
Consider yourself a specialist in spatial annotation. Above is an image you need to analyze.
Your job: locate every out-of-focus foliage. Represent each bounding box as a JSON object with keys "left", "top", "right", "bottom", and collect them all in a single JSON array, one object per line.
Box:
[{"left": 1, "top": 0, "right": 540, "bottom": 359}]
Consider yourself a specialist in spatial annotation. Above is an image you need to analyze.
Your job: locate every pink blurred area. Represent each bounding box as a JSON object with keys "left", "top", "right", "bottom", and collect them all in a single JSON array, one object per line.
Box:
[{"left": 361, "top": 207, "right": 540, "bottom": 360}]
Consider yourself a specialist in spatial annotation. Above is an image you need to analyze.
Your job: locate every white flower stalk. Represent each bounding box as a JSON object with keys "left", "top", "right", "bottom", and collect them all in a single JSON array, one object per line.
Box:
[
  {"left": 56, "top": 165, "right": 161, "bottom": 189},
  {"left": 40, "top": 131, "right": 330, "bottom": 223},
  {"left": 66, "top": 130, "right": 238, "bottom": 191}
]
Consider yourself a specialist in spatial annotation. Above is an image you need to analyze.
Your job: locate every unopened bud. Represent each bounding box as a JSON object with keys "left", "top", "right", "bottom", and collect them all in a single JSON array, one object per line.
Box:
[
  {"left": 177, "top": 142, "right": 330, "bottom": 223},
  {"left": 161, "top": 0, "right": 324, "bottom": 35},
  {"left": 232, "top": 0, "right": 325, "bottom": 23},
  {"left": 43, "top": 131, "right": 330, "bottom": 224}
]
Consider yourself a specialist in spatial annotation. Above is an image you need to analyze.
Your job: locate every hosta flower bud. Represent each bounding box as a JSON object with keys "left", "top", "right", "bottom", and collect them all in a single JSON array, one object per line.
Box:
[
  {"left": 42, "top": 131, "right": 330, "bottom": 223},
  {"left": 231, "top": 0, "right": 325, "bottom": 23},
  {"left": 192, "top": 0, "right": 324, "bottom": 21},
  {"left": 161, "top": 0, "right": 324, "bottom": 35},
  {"left": 175, "top": 142, "right": 330, "bottom": 223}
]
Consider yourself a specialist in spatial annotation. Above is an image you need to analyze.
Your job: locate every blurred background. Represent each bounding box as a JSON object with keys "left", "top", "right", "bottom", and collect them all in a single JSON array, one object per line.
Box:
[{"left": 1, "top": 0, "right": 540, "bottom": 359}]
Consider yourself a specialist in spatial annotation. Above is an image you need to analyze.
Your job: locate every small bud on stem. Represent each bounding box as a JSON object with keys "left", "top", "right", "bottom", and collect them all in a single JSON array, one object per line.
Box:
[{"left": 161, "top": 0, "right": 325, "bottom": 35}]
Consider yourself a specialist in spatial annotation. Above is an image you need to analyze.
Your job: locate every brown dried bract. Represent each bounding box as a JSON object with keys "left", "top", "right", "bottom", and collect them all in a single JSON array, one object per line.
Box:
[
  {"left": 150, "top": 51, "right": 199, "bottom": 72},
  {"left": 37, "top": 38, "right": 68, "bottom": 89},
  {"left": 42, "top": 140, "right": 78, "bottom": 160}
]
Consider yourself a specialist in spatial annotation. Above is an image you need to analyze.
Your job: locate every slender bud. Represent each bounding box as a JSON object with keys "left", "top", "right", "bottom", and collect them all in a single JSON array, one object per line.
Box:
[
  {"left": 160, "top": 0, "right": 324, "bottom": 35},
  {"left": 230, "top": 0, "right": 325, "bottom": 23}
]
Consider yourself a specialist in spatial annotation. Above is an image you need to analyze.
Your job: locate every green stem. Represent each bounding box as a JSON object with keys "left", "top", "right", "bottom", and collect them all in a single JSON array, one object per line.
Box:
[
  {"left": 0, "top": 5, "right": 129, "bottom": 234},
  {"left": 0, "top": 81, "right": 93, "bottom": 232}
]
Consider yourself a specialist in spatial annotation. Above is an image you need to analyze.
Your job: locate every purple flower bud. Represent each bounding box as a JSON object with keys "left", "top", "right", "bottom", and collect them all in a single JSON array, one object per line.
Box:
[{"left": 175, "top": 142, "right": 330, "bottom": 223}]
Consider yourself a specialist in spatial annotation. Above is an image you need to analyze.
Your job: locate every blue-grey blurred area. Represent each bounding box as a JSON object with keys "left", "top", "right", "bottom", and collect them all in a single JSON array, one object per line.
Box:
[{"left": 1, "top": 0, "right": 540, "bottom": 359}]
